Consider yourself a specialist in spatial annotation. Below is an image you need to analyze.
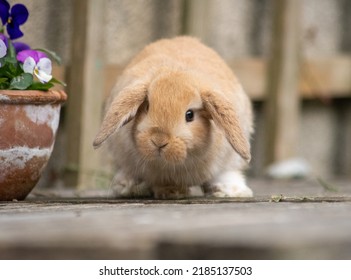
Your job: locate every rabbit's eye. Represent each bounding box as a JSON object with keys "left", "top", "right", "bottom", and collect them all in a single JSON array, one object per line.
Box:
[{"left": 185, "top": 110, "right": 194, "bottom": 122}]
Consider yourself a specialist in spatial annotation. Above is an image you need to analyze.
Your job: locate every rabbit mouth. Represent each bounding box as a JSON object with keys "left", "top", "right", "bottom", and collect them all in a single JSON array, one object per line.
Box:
[
  {"left": 136, "top": 132, "right": 187, "bottom": 164},
  {"left": 145, "top": 141, "right": 187, "bottom": 164}
]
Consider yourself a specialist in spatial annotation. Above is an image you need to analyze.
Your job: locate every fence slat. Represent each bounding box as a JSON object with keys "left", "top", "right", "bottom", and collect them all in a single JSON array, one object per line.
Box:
[
  {"left": 65, "top": 0, "right": 105, "bottom": 188},
  {"left": 264, "top": 0, "right": 301, "bottom": 166}
]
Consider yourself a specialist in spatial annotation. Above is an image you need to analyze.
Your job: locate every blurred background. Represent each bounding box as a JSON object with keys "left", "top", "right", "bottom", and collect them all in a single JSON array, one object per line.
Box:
[{"left": 14, "top": 0, "right": 351, "bottom": 190}]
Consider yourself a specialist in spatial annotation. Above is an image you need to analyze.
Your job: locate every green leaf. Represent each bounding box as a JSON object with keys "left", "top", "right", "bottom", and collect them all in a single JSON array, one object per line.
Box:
[
  {"left": 27, "top": 81, "right": 54, "bottom": 91},
  {"left": 50, "top": 77, "right": 66, "bottom": 87},
  {"left": 35, "top": 48, "right": 62, "bottom": 65},
  {"left": 0, "top": 83, "right": 9, "bottom": 89},
  {"left": 0, "top": 57, "right": 22, "bottom": 77},
  {"left": 0, "top": 63, "right": 20, "bottom": 78},
  {"left": 4, "top": 56, "right": 17, "bottom": 64},
  {"left": 9, "top": 73, "right": 33, "bottom": 90},
  {"left": 7, "top": 40, "right": 17, "bottom": 60},
  {"left": 0, "top": 77, "right": 9, "bottom": 88},
  {"left": 8, "top": 63, "right": 18, "bottom": 74}
]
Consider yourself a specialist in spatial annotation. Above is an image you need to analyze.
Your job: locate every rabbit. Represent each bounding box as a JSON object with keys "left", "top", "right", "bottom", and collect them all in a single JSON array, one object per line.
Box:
[{"left": 93, "top": 36, "right": 254, "bottom": 199}]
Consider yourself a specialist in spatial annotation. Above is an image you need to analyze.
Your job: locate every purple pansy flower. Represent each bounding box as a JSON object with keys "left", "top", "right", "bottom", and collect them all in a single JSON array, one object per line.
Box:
[
  {"left": 0, "top": 0, "right": 10, "bottom": 25},
  {"left": 0, "top": 0, "right": 29, "bottom": 40},
  {"left": 17, "top": 50, "right": 52, "bottom": 83}
]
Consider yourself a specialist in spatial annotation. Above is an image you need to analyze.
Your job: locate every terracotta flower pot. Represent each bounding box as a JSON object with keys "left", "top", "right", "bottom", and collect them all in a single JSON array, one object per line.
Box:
[{"left": 0, "top": 90, "right": 67, "bottom": 201}]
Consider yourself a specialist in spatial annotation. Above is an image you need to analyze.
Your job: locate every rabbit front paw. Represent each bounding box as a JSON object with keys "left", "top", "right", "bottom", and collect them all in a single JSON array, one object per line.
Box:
[
  {"left": 111, "top": 172, "right": 152, "bottom": 198},
  {"left": 204, "top": 171, "right": 253, "bottom": 198}
]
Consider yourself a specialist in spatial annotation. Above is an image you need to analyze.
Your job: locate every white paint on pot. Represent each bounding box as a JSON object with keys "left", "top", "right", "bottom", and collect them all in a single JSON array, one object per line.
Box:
[
  {"left": 24, "top": 105, "right": 60, "bottom": 133},
  {"left": 0, "top": 94, "right": 10, "bottom": 101},
  {"left": 0, "top": 146, "right": 53, "bottom": 183}
]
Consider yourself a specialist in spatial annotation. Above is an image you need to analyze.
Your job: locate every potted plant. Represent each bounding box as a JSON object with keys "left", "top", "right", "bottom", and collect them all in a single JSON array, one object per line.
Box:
[{"left": 0, "top": 0, "right": 67, "bottom": 201}]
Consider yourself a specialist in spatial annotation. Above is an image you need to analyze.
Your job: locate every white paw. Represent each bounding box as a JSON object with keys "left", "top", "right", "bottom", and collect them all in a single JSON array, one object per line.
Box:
[
  {"left": 209, "top": 185, "right": 253, "bottom": 198},
  {"left": 205, "top": 171, "right": 253, "bottom": 198}
]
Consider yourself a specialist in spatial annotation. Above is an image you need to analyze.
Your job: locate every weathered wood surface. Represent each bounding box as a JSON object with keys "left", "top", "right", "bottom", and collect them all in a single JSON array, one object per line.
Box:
[
  {"left": 264, "top": 0, "right": 301, "bottom": 165},
  {"left": 64, "top": 0, "right": 106, "bottom": 188},
  {"left": 104, "top": 57, "right": 351, "bottom": 101},
  {"left": 59, "top": 56, "right": 351, "bottom": 103},
  {"left": 0, "top": 179, "right": 350, "bottom": 260}
]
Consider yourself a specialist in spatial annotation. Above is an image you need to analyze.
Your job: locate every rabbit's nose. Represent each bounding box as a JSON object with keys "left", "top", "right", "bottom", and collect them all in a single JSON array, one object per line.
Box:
[
  {"left": 151, "top": 139, "right": 168, "bottom": 150},
  {"left": 151, "top": 129, "right": 170, "bottom": 150}
]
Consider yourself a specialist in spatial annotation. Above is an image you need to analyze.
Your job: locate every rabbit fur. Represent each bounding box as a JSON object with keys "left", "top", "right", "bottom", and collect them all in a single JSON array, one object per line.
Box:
[{"left": 94, "top": 36, "right": 254, "bottom": 199}]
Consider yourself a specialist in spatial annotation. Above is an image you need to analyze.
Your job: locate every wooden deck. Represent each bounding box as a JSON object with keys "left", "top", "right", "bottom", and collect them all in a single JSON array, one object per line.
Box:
[{"left": 1, "top": 178, "right": 350, "bottom": 259}]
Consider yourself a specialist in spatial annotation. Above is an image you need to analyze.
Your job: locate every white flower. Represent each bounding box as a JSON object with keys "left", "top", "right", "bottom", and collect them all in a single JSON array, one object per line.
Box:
[
  {"left": 0, "top": 39, "right": 7, "bottom": 67},
  {"left": 23, "top": 56, "right": 52, "bottom": 83}
]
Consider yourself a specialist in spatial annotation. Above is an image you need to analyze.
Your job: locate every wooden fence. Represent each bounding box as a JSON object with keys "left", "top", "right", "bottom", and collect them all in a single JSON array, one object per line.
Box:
[{"left": 55, "top": 0, "right": 351, "bottom": 188}]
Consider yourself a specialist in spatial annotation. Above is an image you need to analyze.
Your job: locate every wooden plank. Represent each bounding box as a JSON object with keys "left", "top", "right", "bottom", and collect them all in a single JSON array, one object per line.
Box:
[
  {"left": 2, "top": 179, "right": 351, "bottom": 259},
  {"left": 182, "top": 0, "right": 211, "bottom": 40},
  {"left": 102, "top": 57, "right": 351, "bottom": 102},
  {"left": 228, "top": 58, "right": 266, "bottom": 100},
  {"left": 57, "top": 57, "right": 351, "bottom": 102},
  {"left": 14, "top": 196, "right": 351, "bottom": 205},
  {"left": 232, "top": 57, "right": 351, "bottom": 100},
  {"left": 264, "top": 0, "right": 301, "bottom": 166},
  {"left": 1, "top": 199, "right": 351, "bottom": 260},
  {"left": 300, "top": 56, "right": 351, "bottom": 99},
  {"left": 64, "top": 0, "right": 105, "bottom": 188}
]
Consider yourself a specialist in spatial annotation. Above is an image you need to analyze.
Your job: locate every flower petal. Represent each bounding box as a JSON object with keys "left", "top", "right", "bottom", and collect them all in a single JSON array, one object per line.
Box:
[
  {"left": 23, "top": 56, "right": 36, "bottom": 74},
  {"left": 36, "top": 51, "right": 48, "bottom": 61},
  {"left": 13, "top": 41, "right": 30, "bottom": 53},
  {"left": 17, "top": 49, "right": 43, "bottom": 63},
  {"left": 10, "top": 4, "right": 29, "bottom": 25},
  {"left": 17, "top": 49, "right": 33, "bottom": 63},
  {"left": 7, "top": 22, "right": 24, "bottom": 40},
  {"left": 37, "top": 57, "right": 52, "bottom": 75},
  {"left": 0, "top": 0, "right": 10, "bottom": 25},
  {"left": 0, "top": 38, "right": 7, "bottom": 58},
  {"left": 0, "top": 33, "right": 8, "bottom": 47},
  {"left": 34, "top": 68, "right": 52, "bottom": 83}
]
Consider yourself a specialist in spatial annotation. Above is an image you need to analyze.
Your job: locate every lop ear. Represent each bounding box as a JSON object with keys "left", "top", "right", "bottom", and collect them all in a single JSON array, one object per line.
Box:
[
  {"left": 201, "top": 91, "right": 251, "bottom": 162},
  {"left": 93, "top": 83, "right": 147, "bottom": 148}
]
